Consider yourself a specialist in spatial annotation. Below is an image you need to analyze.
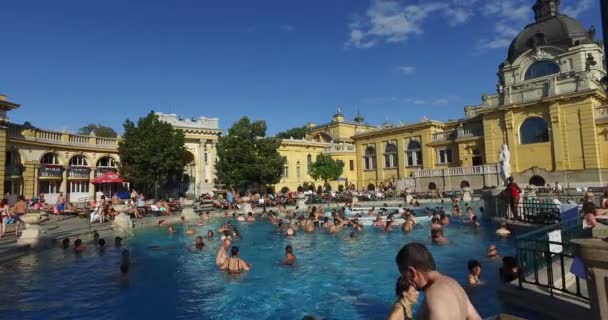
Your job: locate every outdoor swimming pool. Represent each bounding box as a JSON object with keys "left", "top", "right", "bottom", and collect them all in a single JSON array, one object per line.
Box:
[{"left": 0, "top": 204, "right": 541, "bottom": 320}]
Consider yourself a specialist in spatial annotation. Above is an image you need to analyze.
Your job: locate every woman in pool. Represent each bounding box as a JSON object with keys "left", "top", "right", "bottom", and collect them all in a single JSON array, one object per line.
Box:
[
  {"left": 496, "top": 222, "right": 511, "bottom": 237},
  {"left": 283, "top": 245, "right": 296, "bottom": 265},
  {"left": 220, "top": 246, "right": 251, "bottom": 273},
  {"left": 207, "top": 230, "right": 214, "bottom": 240},
  {"left": 186, "top": 226, "right": 196, "bottom": 235},
  {"left": 431, "top": 217, "right": 442, "bottom": 231},
  {"left": 373, "top": 216, "right": 385, "bottom": 228},
  {"left": 467, "top": 260, "right": 483, "bottom": 286},
  {"left": 194, "top": 236, "right": 205, "bottom": 250},
  {"left": 384, "top": 220, "right": 394, "bottom": 232},
  {"left": 246, "top": 212, "right": 255, "bottom": 222},
  {"left": 431, "top": 229, "right": 449, "bottom": 245},
  {"left": 168, "top": 226, "right": 176, "bottom": 234},
  {"left": 220, "top": 230, "right": 232, "bottom": 241},
  {"left": 387, "top": 276, "right": 418, "bottom": 320},
  {"left": 487, "top": 244, "right": 500, "bottom": 260}
]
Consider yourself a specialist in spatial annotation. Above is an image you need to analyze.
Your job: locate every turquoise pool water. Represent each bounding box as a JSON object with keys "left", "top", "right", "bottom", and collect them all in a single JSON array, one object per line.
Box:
[{"left": 0, "top": 204, "right": 540, "bottom": 319}]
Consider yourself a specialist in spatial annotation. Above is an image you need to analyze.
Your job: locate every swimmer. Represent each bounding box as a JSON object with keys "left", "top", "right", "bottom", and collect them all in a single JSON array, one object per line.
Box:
[
  {"left": 467, "top": 260, "right": 483, "bottom": 287},
  {"left": 62, "top": 237, "right": 70, "bottom": 249},
  {"left": 215, "top": 239, "right": 232, "bottom": 267},
  {"left": 440, "top": 213, "right": 449, "bottom": 226},
  {"left": 487, "top": 244, "right": 500, "bottom": 260},
  {"left": 470, "top": 216, "right": 480, "bottom": 228},
  {"left": 168, "top": 226, "right": 176, "bottom": 234},
  {"left": 220, "top": 246, "right": 251, "bottom": 273},
  {"left": 73, "top": 239, "right": 85, "bottom": 253},
  {"left": 496, "top": 222, "right": 511, "bottom": 237},
  {"left": 195, "top": 236, "right": 205, "bottom": 250},
  {"left": 431, "top": 229, "right": 449, "bottom": 245},
  {"left": 286, "top": 226, "right": 295, "bottom": 237},
  {"left": 431, "top": 217, "right": 442, "bottom": 231},
  {"left": 402, "top": 218, "right": 414, "bottom": 233},
  {"left": 387, "top": 277, "right": 418, "bottom": 320},
  {"left": 385, "top": 220, "right": 394, "bottom": 232},
  {"left": 220, "top": 230, "right": 232, "bottom": 241},
  {"left": 186, "top": 226, "right": 196, "bottom": 235},
  {"left": 247, "top": 212, "right": 256, "bottom": 222},
  {"left": 207, "top": 230, "right": 214, "bottom": 240},
  {"left": 373, "top": 216, "right": 386, "bottom": 228},
  {"left": 283, "top": 245, "right": 296, "bottom": 265},
  {"left": 304, "top": 212, "right": 315, "bottom": 233},
  {"left": 329, "top": 218, "right": 342, "bottom": 233},
  {"left": 237, "top": 214, "right": 246, "bottom": 222}
]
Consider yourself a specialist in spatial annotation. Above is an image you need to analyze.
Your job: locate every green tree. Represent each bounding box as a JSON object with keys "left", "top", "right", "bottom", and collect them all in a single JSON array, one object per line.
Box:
[
  {"left": 216, "top": 117, "right": 285, "bottom": 191},
  {"left": 78, "top": 123, "right": 118, "bottom": 138},
  {"left": 118, "top": 112, "right": 188, "bottom": 198},
  {"left": 275, "top": 126, "right": 307, "bottom": 139},
  {"left": 309, "top": 153, "right": 344, "bottom": 187}
]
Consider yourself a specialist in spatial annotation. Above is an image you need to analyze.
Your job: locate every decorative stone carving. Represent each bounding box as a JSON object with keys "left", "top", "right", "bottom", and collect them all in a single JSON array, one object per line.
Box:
[
  {"left": 17, "top": 213, "right": 46, "bottom": 247},
  {"left": 498, "top": 144, "right": 511, "bottom": 185}
]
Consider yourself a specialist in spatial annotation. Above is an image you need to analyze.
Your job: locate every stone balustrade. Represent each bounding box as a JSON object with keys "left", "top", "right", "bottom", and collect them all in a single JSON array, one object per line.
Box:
[
  {"left": 8, "top": 124, "right": 120, "bottom": 150},
  {"left": 595, "top": 105, "right": 608, "bottom": 120},
  {"left": 431, "top": 126, "right": 483, "bottom": 142},
  {"left": 413, "top": 164, "right": 500, "bottom": 178}
]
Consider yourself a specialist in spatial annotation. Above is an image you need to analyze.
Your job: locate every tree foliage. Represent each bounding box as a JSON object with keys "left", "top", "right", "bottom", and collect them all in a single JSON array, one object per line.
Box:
[
  {"left": 78, "top": 123, "right": 118, "bottom": 138},
  {"left": 216, "top": 117, "right": 284, "bottom": 191},
  {"left": 275, "top": 126, "right": 307, "bottom": 139},
  {"left": 118, "top": 112, "right": 189, "bottom": 197},
  {"left": 309, "top": 153, "right": 344, "bottom": 185}
]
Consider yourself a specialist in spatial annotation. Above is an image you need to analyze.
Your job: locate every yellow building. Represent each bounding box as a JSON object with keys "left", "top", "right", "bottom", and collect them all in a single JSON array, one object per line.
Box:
[
  {"left": 275, "top": 110, "right": 375, "bottom": 192},
  {"left": 0, "top": 96, "right": 221, "bottom": 204},
  {"left": 353, "top": 0, "right": 607, "bottom": 192}
]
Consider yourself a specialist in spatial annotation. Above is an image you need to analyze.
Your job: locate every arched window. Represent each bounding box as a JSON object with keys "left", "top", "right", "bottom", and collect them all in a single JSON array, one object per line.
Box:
[
  {"left": 384, "top": 142, "right": 398, "bottom": 168},
  {"left": 40, "top": 153, "right": 60, "bottom": 165},
  {"left": 96, "top": 156, "right": 117, "bottom": 168},
  {"left": 525, "top": 60, "right": 560, "bottom": 80},
  {"left": 520, "top": 117, "right": 549, "bottom": 144},
  {"left": 529, "top": 175, "right": 546, "bottom": 187},
  {"left": 364, "top": 146, "right": 376, "bottom": 170},
  {"left": 69, "top": 155, "right": 88, "bottom": 167},
  {"left": 406, "top": 140, "right": 422, "bottom": 167},
  {"left": 428, "top": 182, "right": 437, "bottom": 190}
]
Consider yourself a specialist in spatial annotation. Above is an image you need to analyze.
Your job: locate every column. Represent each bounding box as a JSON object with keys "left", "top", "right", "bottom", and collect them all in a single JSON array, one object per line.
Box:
[
  {"left": 0, "top": 123, "right": 7, "bottom": 196},
  {"left": 504, "top": 110, "right": 519, "bottom": 173},
  {"left": 571, "top": 238, "right": 608, "bottom": 320},
  {"left": 549, "top": 102, "right": 566, "bottom": 171},
  {"left": 22, "top": 162, "right": 37, "bottom": 198},
  {"left": 60, "top": 167, "right": 68, "bottom": 195},
  {"left": 209, "top": 140, "right": 217, "bottom": 184},
  {"left": 88, "top": 168, "right": 96, "bottom": 201},
  {"left": 198, "top": 140, "right": 206, "bottom": 190}
]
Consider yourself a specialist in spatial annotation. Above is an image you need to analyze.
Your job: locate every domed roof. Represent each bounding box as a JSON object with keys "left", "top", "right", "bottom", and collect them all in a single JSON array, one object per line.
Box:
[{"left": 507, "top": 1, "right": 595, "bottom": 63}]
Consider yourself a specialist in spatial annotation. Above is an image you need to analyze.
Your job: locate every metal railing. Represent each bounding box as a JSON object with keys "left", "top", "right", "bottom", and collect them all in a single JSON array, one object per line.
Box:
[
  {"left": 495, "top": 195, "right": 563, "bottom": 225},
  {"left": 515, "top": 218, "right": 589, "bottom": 302}
]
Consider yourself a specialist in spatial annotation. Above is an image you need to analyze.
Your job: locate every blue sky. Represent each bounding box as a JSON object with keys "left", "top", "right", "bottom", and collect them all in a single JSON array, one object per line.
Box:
[{"left": 0, "top": 0, "right": 601, "bottom": 135}]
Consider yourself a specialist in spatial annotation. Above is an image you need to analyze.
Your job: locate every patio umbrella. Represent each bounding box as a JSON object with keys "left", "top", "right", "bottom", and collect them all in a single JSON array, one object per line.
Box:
[{"left": 92, "top": 171, "right": 126, "bottom": 184}]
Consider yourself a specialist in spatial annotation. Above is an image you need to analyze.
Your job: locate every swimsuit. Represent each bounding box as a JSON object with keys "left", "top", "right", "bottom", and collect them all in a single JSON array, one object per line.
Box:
[{"left": 227, "top": 257, "right": 242, "bottom": 273}]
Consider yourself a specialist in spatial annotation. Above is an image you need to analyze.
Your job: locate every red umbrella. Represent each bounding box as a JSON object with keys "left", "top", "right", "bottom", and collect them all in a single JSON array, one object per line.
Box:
[{"left": 92, "top": 171, "right": 126, "bottom": 184}]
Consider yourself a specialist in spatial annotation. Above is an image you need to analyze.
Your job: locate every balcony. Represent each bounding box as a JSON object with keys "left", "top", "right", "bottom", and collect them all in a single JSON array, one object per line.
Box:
[
  {"left": 8, "top": 124, "right": 119, "bottom": 150},
  {"left": 326, "top": 143, "right": 355, "bottom": 153},
  {"left": 432, "top": 126, "right": 483, "bottom": 142},
  {"left": 413, "top": 164, "right": 500, "bottom": 178},
  {"left": 39, "top": 165, "right": 64, "bottom": 178},
  {"left": 595, "top": 105, "right": 608, "bottom": 121}
]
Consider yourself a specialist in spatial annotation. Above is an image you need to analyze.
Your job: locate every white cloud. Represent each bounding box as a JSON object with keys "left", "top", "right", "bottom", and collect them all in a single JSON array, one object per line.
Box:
[
  {"left": 398, "top": 66, "right": 416, "bottom": 74},
  {"left": 562, "top": 0, "right": 593, "bottom": 17},
  {"left": 478, "top": 22, "right": 520, "bottom": 49},
  {"left": 413, "top": 99, "right": 426, "bottom": 105},
  {"left": 431, "top": 98, "right": 449, "bottom": 105},
  {"left": 445, "top": 8, "right": 473, "bottom": 26},
  {"left": 281, "top": 25, "right": 294, "bottom": 32}
]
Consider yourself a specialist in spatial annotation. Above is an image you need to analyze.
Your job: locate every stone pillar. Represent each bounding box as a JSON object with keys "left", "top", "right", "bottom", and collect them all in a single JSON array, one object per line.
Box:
[
  {"left": 198, "top": 140, "right": 206, "bottom": 192},
  {"left": 0, "top": 122, "right": 7, "bottom": 196},
  {"left": 22, "top": 163, "right": 37, "bottom": 198},
  {"left": 60, "top": 167, "right": 68, "bottom": 195},
  {"left": 209, "top": 140, "right": 217, "bottom": 184},
  {"left": 571, "top": 238, "right": 608, "bottom": 320},
  {"left": 88, "top": 168, "right": 96, "bottom": 201}
]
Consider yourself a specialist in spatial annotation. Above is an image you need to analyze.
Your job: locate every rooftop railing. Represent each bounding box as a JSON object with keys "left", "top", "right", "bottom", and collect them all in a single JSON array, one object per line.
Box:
[
  {"left": 595, "top": 105, "right": 608, "bottom": 121},
  {"left": 432, "top": 126, "right": 483, "bottom": 142},
  {"left": 8, "top": 124, "right": 119, "bottom": 150},
  {"left": 413, "top": 164, "right": 500, "bottom": 178}
]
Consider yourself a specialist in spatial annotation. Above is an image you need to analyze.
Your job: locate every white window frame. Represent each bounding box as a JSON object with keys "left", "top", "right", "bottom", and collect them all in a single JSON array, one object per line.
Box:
[{"left": 437, "top": 148, "right": 453, "bottom": 164}]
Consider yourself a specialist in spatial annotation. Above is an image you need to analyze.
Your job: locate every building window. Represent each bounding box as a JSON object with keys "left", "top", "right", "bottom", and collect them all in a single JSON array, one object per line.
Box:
[
  {"left": 283, "top": 158, "right": 289, "bottom": 178},
  {"left": 472, "top": 148, "right": 483, "bottom": 166},
  {"left": 363, "top": 146, "right": 376, "bottom": 170},
  {"left": 41, "top": 153, "right": 60, "bottom": 165},
  {"left": 39, "top": 181, "right": 60, "bottom": 193},
  {"left": 349, "top": 160, "right": 354, "bottom": 171},
  {"left": 96, "top": 156, "right": 117, "bottom": 168},
  {"left": 69, "top": 181, "right": 90, "bottom": 193},
  {"left": 437, "top": 148, "right": 453, "bottom": 164},
  {"left": 525, "top": 60, "right": 560, "bottom": 80},
  {"left": 384, "top": 142, "right": 398, "bottom": 168},
  {"left": 69, "top": 155, "right": 88, "bottom": 167},
  {"left": 520, "top": 117, "right": 549, "bottom": 144},
  {"left": 307, "top": 154, "right": 312, "bottom": 173},
  {"left": 406, "top": 140, "right": 422, "bottom": 167},
  {"left": 296, "top": 161, "right": 301, "bottom": 179}
]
